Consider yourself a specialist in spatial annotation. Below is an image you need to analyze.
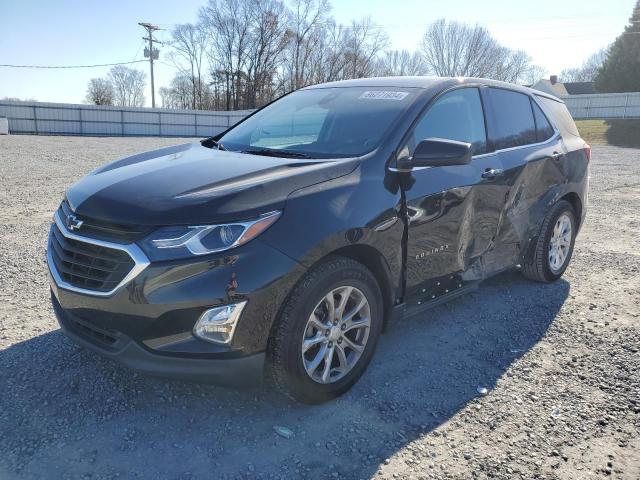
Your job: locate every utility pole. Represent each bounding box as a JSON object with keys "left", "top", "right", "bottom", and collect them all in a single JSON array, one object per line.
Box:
[{"left": 139, "top": 22, "right": 160, "bottom": 108}]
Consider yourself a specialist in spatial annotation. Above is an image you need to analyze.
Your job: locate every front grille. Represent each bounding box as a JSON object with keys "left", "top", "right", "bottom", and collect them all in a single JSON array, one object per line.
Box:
[
  {"left": 59, "top": 201, "right": 150, "bottom": 243},
  {"left": 49, "top": 223, "right": 136, "bottom": 293}
]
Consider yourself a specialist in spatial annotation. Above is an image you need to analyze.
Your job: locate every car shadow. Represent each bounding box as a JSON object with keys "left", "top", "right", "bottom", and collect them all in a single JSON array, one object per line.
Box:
[{"left": 0, "top": 271, "right": 569, "bottom": 479}]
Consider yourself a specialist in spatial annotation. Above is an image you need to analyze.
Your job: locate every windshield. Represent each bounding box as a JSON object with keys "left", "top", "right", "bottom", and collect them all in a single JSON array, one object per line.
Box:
[{"left": 218, "top": 87, "right": 418, "bottom": 159}]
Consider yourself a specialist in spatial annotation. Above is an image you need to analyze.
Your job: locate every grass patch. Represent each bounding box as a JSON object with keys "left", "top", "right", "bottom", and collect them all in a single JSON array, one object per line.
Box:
[{"left": 575, "top": 119, "right": 640, "bottom": 148}]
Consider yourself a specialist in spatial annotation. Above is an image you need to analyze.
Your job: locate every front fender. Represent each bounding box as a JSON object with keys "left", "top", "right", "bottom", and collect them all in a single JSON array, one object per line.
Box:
[{"left": 260, "top": 165, "right": 405, "bottom": 299}]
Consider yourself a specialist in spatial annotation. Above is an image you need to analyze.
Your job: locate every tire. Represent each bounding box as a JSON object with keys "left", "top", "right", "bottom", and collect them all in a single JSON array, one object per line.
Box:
[
  {"left": 522, "top": 200, "right": 576, "bottom": 283},
  {"left": 267, "top": 256, "right": 383, "bottom": 404}
]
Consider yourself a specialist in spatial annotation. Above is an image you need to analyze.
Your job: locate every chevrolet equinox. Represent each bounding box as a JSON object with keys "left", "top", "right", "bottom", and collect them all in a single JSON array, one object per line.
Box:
[{"left": 48, "top": 77, "right": 589, "bottom": 403}]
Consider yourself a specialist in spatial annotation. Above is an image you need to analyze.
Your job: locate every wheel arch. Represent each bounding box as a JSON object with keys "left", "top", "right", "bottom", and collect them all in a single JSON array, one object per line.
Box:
[
  {"left": 560, "top": 192, "right": 583, "bottom": 228},
  {"left": 319, "top": 244, "right": 397, "bottom": 330}
]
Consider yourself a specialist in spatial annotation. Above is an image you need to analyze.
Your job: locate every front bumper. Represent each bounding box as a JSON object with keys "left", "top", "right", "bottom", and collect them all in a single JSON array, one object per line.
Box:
[
  {"left": 48, "top": 230, "right": 306, "bottom": 385},
  {"left": 53, "top": 293, "right": 266, "bottom": 386}
]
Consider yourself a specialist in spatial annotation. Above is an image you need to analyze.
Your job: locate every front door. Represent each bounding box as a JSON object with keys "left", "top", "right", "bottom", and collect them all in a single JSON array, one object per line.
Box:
[{"left": 399, "top": 87, "right": 508, "bottom": 300}]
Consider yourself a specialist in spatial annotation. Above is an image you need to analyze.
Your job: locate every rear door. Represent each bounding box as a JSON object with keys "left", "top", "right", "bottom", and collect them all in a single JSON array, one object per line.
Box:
[
  {"left": 482, "top": 88, "right": 566, "bottom": 271},
  {"left": 400, "top": 87, "right": 508, "bottom": 299}
]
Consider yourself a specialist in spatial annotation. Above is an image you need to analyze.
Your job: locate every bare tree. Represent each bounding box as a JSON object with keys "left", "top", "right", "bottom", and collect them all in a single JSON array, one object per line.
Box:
[
  {"left": 244, "top": 0, "right": 291, "bottom": 107},
  {"left": 108, "top": 66, "right": 146, "bottom": 107},
  {"left": 159, "top": 74, "right": 196, "bottom": 109},
  {"left": 421, "top": 19, "right": 500, "bottom": 77},
  {"left": 344, "top": 17, "right": 389, "bottom": 78},
  {"left": 377, "top": 49, "right": 426, "bottom": 76},
  {"left": 419, "top": 19, "right": 536, "bottom": 83},
  {"left": 287, "top": 0, "right": 329, "bottom": 90},
  {"left": 316, "top": 21, "right": 349, "bottom": 82},
  {"left": 159, "top": 86, "right": 171, "bottom": 108},
  {"left": 200, "top": 0, "right": 252, "bottom": 110},
  {"left": 493, "top": 49, "right": 533, "bottom": 83},
  {"left": 85, "top": 78, "right": 115, "bottom": 105},
  {"left": 560, "top": 47, "right": 609, "bottom": 82},
  {"left": 162, "top": 3, "right": 548, "bottom": 110},
  {"left": 170, "top": 23, "right": 208, "bottom": 109},
  {"left": 523, "top": 64, "right": 547, "bottom": 86}
]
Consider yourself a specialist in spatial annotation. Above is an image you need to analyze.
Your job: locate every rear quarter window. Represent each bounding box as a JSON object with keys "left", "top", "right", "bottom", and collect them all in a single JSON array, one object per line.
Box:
[
  {"left": 535, "top": 95, "right": 580, "bottom": 137},
  {"left": 531, "top": 100, "right": 555, "bottom": 142}
]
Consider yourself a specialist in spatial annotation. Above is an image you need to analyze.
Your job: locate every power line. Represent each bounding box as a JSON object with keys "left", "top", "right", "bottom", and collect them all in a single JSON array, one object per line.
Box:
[
  {"left": 0, "top": 60, "right": 147, "bottom": 69},
  {"left": 131, "top": 40, "right": 146, "bottom": 63},
  {"left": 151, "top": 12, "right": 630, "bottom": 31}
]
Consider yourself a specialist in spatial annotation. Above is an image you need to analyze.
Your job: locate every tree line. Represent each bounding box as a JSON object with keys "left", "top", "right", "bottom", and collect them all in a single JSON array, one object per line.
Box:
[
  {"left": 158, "top": 0, "right": 545, "bottom": 111},
  {"left": 85, "top": 0, "right": 640, "bottom": 110},
  {"left": 559, "top": 0, "right": 639, "bottom": 93},
  {"left": 86, "top": 66, "right": 146, "bottom": 107}
]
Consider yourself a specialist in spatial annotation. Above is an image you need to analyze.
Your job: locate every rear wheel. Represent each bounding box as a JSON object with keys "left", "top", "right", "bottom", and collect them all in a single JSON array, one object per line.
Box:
[
  {"left": 522, "top": 200, "right": 576, "bottom": 282},
  {"left": 267, "top": 256, "right": 383, "bottom": 404}
]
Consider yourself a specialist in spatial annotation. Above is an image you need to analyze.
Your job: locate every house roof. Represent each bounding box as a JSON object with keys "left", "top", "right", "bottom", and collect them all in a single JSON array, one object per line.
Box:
[
  {"left": 563, "top": 82, "right": 596, "bottom": 95},
  {"left": 531, "top": 79, "right": 569, "bottom": 97}
]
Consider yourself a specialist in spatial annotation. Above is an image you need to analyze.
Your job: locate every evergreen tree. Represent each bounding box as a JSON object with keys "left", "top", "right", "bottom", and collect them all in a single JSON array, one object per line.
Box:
[{"left": 595, "top": 1, "right": 640, "bottom": 92}]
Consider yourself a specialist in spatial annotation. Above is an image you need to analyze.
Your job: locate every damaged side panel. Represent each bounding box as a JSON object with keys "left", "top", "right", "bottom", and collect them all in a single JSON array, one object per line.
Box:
[
  {"left": 401, "top": 150, "right": 508, "bottom": 299},
  {"left": 400, "top": 137, "right": 588, "bottom": 306},
  {"left": 489, "top": 139, "right": 568, "bottom": 272},
  {"left": 404, "top": 185, "right": 474, "bottom": 297},
  {"left": 497, "top": 136, "right": 588, "bottom": 266}
]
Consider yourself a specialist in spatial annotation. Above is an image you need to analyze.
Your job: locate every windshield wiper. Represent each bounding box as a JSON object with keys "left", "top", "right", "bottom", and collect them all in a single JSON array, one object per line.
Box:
[{"left": 242, "top": 148, "right": 311, "bottom": 159}]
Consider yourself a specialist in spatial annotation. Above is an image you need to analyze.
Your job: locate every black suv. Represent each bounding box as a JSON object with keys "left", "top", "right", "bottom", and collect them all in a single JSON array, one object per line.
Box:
[{"left": 48, "top": 77, "right": 589, "bottom": 403}]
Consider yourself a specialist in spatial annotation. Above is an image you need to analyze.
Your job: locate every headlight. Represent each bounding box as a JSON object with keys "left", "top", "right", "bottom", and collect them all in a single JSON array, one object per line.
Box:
[{"left": 139, "top": 211, "right": 281, "bottom": 261}]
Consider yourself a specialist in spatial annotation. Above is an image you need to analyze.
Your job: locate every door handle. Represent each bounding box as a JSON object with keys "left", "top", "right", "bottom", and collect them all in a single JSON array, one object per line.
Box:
[
  {"left": 552, "top": 151, "right": 564, "bottom": 161},
  {"left": 482, "top": 168, "right": 504, "bottom": 179}
]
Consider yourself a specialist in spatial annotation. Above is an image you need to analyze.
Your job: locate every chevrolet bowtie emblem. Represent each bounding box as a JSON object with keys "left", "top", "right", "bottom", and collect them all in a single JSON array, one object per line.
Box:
[{"left": 65, "top": 213, "right": 84, "bottom": 231}]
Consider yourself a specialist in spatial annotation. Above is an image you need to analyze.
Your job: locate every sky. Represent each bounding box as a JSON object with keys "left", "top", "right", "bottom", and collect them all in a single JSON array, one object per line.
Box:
[{"left": 0, "top": 0, "right": 635, "bottom": 106}]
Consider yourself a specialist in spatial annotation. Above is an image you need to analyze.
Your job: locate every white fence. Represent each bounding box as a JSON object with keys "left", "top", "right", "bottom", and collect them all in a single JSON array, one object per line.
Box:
[
  {"left": 562, "top": 92, "right": 640, "bottom": 120},
  {"left": 0, "top": 100, "right": 253, "bottom": 137},
  {"left": 1, "top": 94, "right": 638, "bottom": 137}
]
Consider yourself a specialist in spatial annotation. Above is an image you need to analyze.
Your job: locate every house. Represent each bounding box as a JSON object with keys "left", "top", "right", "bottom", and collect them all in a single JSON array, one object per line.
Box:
[
  {"left": 563, "top": 82, "right": 597, "bottom": 95},
  {"left": 532, "top": 76, "right": 568, "bottom": 96},
  {"left": 531, "top": 76, "right": 596, "bottom": 97}
]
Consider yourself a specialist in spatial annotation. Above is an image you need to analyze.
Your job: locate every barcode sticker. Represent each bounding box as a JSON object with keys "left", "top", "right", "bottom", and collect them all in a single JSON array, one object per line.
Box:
[{"left": 359, "top": 91, "right": 409, "bottom": 101}]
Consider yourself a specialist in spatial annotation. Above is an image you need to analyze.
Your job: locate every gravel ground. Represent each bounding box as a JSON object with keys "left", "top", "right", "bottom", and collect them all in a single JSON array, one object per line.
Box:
[{"left": 0, "top": 135, "right": 638, "bottom": 480}]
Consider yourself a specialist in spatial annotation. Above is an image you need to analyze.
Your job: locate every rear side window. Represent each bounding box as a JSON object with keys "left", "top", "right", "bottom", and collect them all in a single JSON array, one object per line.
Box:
[
  {"left": 531, "top": 100, "right": 555, "bottom": 142},
  {"left": 536, "top": 95, "right": 580, "bottom": 137},
  {"left": 410, "top": 87, "right": 487, "bottom": 155},
  {"left": 487, "top": 88, "right": 537, "bottom": 150}
]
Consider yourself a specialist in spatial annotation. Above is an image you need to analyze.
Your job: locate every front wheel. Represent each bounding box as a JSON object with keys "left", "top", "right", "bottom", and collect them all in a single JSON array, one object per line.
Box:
[
  {"left": 522, "top": 200, "right": 577, "bottom": 282},
  {"left": 267, "top": 256, "right": 383, "bottom": 404}
]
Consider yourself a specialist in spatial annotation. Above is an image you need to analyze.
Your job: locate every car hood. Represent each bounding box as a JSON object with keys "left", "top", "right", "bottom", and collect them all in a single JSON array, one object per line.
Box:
[{"left": 66, "top": 142, "right": 358, "bottom": 226}]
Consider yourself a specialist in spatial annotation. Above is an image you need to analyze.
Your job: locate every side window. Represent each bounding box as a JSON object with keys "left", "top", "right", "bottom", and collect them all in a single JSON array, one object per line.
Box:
[
  {"left": 408, "top": 88, "right": 487, "bottom": 156},
  {"left": 488, "top": 88, "right": 537, "bottom": 150},
  {"left": 531, "top": 100, "right": 555, "bottom": 142}
]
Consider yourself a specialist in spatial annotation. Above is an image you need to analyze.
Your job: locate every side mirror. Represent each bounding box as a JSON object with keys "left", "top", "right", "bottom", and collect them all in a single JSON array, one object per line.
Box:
[{"left": 397, "top": 138, "right": 472, "bottom": 170}]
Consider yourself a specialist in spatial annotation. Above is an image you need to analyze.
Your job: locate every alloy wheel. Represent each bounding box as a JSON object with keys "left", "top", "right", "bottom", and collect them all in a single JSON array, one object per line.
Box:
[
  {"left": 301, "top": 286, "right": 371, "bottom": 384},
  {"left": 548, "top": 213, "right": 572, "bottom": 273}
]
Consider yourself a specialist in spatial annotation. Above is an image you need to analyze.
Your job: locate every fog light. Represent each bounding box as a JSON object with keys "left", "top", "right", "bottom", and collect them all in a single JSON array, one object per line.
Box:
[{"left": 193, "top": 301, "right": 247, "bottom": 344}]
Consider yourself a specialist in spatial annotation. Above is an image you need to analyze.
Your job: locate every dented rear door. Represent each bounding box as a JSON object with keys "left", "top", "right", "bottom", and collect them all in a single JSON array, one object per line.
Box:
[{"left": 482, "top": 88, "right": 568, "bottom": 273}]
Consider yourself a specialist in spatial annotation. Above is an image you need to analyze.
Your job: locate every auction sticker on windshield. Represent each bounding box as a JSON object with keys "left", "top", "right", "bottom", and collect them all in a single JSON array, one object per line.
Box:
[{"left": 359, "top": 91, "right": 409, "bottom": 101}]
